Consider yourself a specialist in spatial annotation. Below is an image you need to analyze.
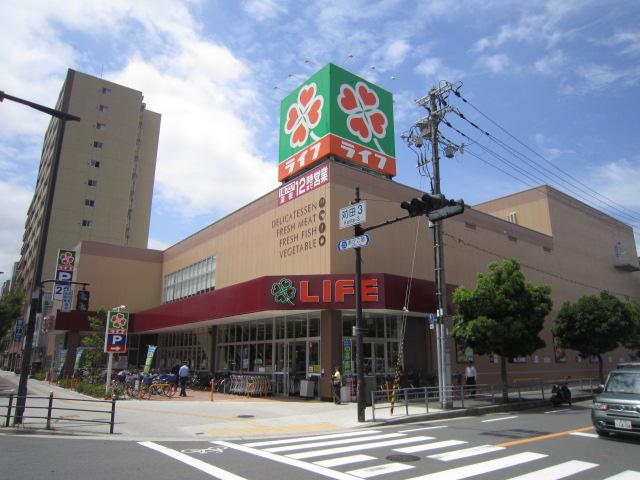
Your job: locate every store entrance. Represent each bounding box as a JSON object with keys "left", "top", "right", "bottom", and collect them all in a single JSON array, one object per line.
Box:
[{"left": 274, "top": 341, "right": 306, "bottom": 395}]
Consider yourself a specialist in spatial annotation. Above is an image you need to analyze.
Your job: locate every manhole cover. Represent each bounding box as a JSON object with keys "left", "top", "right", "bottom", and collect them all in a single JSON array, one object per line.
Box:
[
  {"left": 386, "top": 454, "right": 421, "bottom": 462},
  {"left": 237, "top": 414, "right": 255, "bottom": 418}
]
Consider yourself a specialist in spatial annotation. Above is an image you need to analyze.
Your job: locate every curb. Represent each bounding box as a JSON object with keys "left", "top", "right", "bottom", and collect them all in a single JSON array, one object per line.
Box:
[{"left": 371, "top": 394, "right": 594, "bottom": 427}]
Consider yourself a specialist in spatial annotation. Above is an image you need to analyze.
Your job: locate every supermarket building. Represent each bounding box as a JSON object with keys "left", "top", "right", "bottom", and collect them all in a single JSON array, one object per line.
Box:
[{"left": 50, "top": 65, "right": 640, "bottom": 400}]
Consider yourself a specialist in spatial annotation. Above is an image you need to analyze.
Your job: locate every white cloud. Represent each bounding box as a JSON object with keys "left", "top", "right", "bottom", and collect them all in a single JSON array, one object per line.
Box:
[
  {"left": 589, "top": 158, "right": 640, "bottom": 208},
  {"left": 534, "top": 50, "right": 566, "bottom": 74},
  {"left": 0, "top": 181, "right": 33, "bottom": 281},
  {"left": 476, "top": 54, "right": 510, "bottom": 73},
  {"left": 533, "top": 133, "right": 574, "bottom": 161},
  {"left": 147, "top": 237, "right": 170, "bottom": 251},
  {"left": 605, "top": 30, "right": 640, "bottom": 56},
  {"left": 561, "top": 63, "right": 640, "bottom": 94},
  {"left": 415, "top": 57, "right": 464, "bottom": 83},
  {"left": 243, "top": 0, "right": 287, "bottom": 21}
]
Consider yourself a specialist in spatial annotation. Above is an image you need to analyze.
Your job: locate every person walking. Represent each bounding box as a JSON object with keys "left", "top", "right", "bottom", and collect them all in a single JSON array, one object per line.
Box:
[
  {"left": 332, "top": 366, "right": 342, "bottom": 404},
  {"left": 178, "top": 361, "right": 190, "bottom": 397},
  {"left": 465, "top": 360, "right": 477, "bottom": 398}
]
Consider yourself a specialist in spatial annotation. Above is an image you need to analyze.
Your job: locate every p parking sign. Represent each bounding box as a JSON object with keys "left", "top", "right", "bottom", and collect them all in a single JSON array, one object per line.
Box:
[{"left": 104, "top": 310, "right": 129, "bottom": 353}]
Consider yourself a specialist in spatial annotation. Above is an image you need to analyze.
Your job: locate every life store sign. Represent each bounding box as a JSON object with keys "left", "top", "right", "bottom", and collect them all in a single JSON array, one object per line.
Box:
[
  {"left": 104, "top": 310, "right": 129, "bottom": 353},
  {"left": 268, "top": 275, "right": 381, "bottom": 308},
  {"left": 278, "top": 63, "right": 396, "bottom": 181}
]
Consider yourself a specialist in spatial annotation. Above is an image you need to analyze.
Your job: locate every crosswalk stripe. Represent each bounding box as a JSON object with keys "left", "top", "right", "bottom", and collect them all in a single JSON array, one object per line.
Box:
[
  {"left": 214, "top": 441, "right": 362, "bottom": 480},
  {"left": 314, "top": 455, "right": 377, "bottom": 468},
  {"left": 346, "top": 462, "right": 415, "bottom": 478},
  {"left": 428, "top": 445, "right": 505, "bottom": 461},
  {"left": 399, "top": 426, "right": 448, "bottom": 433},
  {"left": 602, "top": 472, "right": 640, "bottom": 480},
  {"left": 265, "top": 433, "right": 410, "bottom": 453},
  {"left": 569, "top": 432, "right": 598, "bottom": 438},
  {"left": 403, "top": 452, "right": 547, "bottom": 480},
  {"left": 481, "top": 415, "right": 518, "bottom": 423},
  {"left": 394, "top": 440, "right": 467, "bottom": 454},
  {"left": 244, "top": 430, "right": 382, "bottom": 447},
  {"left": 288, "top": 436, "right": 435, "bottom": 460},
  {"left": 139, "top": 441, "right": 247, "bottom": 480},
  {"left": 503, "top": 460, "right": 598, "bottom": 479}
]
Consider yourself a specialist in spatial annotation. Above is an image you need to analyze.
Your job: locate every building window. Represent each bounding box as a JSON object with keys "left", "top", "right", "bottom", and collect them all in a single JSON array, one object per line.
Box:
[
  {"left": 93, "top": 141, "right": 103, "bottom": 149},
  {"left": 88, "top": 179, "right": 97, "bottom": 187},
  {"left": 82, "top": 219, "right": 92, "bottom": 227},
  {"left": 506, "top": 211, "right": 518, "bottom": 224},
  {"left": 614, "top": 242, "right": 625, "bottom": 258},
  {"left": 99, "top": 104, "right": 109, "bottom": 112},
  {"left": 84, "top": 199, "right": 95, "bottom": 207},
  {"left": 89, "top": 160, "right": 100, "bottom": 168},
  {"left": 163, "top": 256, "right": 216, "bottom": 303},
  {"left": 101, "top": 87, "right": 111, "bottom": 94},
  {"left": 96, "top": 122, "right": 106, "bottom": 131}
]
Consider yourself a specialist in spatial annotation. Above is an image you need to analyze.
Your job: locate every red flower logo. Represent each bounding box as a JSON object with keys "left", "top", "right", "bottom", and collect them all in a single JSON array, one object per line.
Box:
[
  {"left": 59, "top": 251, "right": 75, "bottom": 265},
  {"left": 111, "top": 313, "right": 128, "bottom": 329},
  {"left": 338, "top": 82, "right": 388, "bottom": 150},
  {"left": 284, "top": 82, "right": 324, "bottom": 148}
]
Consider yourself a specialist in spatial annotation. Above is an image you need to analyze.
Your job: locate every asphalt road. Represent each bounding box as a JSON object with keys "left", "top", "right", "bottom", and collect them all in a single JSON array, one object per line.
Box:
[{"left": 2, "top": 400, "right": 639, "bottom": 480}]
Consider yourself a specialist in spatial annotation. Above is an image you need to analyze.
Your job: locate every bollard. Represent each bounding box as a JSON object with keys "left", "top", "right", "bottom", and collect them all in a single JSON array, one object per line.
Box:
[
  {"left": 371, "top": 391, "right": 376, "bottom": 422},
  {"left": 405, "top": 389, "right": 409, "bottom": 416},
  {"left": 461, "top": 385, "right": 465, "bottom": 408},
  {"left": 46, "top": 392, "right": 54, "bottom": 429},
  {"left": 424, "top": 387, "right": 429, "bottom": 413},
  {"left": 210, "top": 379, "right": 214, "bottom": 402},
  {"left": 110, "top": 398, "right": 116, "bottom": 434},
  {"left": 541, "top": 382, "right": 545, "bottom": 400},
  {"left": 517, "top": 386, "right": 521, "bottom": 401},
  {"left": 5, "top": 393, "right": 13, "bottom": 427}
]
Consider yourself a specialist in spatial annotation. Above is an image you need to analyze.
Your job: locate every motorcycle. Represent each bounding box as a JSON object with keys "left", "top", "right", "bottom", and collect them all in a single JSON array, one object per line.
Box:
[{"left": 551, "top": 383, "right": 572, "bottom": 406}]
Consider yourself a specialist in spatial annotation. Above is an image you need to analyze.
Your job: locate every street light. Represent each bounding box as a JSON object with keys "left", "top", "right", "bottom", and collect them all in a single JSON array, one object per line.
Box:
[{"left": 1, "top": 90, "right": 81, "bottom": 424}]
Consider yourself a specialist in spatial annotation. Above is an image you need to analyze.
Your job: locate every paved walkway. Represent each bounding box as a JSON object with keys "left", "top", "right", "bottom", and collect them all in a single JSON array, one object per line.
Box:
[{"left": 0, "top": 370, "right": 440, "bottom": 440}]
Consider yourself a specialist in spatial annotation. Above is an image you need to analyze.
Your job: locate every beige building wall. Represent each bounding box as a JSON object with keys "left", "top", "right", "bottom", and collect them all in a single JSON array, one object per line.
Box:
[
  {"left": 17, "top": 69, "right": 160, "bottom": 300},
  {"left": 73, "top": 241, "right": 163, "bottom": 313}
]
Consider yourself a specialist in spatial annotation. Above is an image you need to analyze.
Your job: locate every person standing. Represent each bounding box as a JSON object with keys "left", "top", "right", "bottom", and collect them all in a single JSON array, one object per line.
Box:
[
  {"left": 178, "top": 362, "right": 190, "bottom": 397},
  {"left": 465, "top": 360, "right": 477, "bottom": 398},
  {"left": 332, "top": 366, "right": 342, "bottom": 404}
]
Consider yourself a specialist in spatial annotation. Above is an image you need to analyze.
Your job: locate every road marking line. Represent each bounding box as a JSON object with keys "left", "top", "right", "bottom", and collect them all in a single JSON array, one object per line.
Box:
[
  {"left": 314, "top": 455, "right": 377, "bottom": 468},
  {"left": 481, "top": 415, "right": 518, "bottom": 423},
  {"left": 138, "top": 441, "right": 246, "bottom": 480},
  {"left": 346, "top": 462, "right": 415, "bottom": 478},
  {"left": 496, "top": 425, "right": 593, "bottom": 447},
  {"left": 394, "top": 440, "right": 467, "bottom": 454},
  {"left": 503, "top": 460, "right": 598, "bottom": 479},
  {"left": 245, "top": 430, "right": 382, "bottom": 447},
  {"left": 214, "top": 440, "right": 361, "bottom": 480},
  {"left": 265, "top": 433, "right": 409, "bottom": 453},
  {"left": 602, "top": 471, "right": 640, "bottom": 480},
  {"left": 287, "top": 436, "right": 435, "bottom": 460},
  {"left": 544, "top": 409, "right": 570, "bottom": 414},
  {"left": 569, "top": 432, "right": 598, "bottom": 438},
  {"left": 403, "top": 452, "right": 547, "bottom": 480},
  {"left": 399, "top": 426, "right": 448, "bottom": 433},
  {"left": 428, "top": 445, "right": 504, "bottom": 461}
]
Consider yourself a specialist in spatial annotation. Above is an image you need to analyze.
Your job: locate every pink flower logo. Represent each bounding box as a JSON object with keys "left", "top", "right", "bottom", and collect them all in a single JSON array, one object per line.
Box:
[
  {"left": 111, "top": 313, "right": 128, "bottom": 329},
  {"left": 338, "top": 82, "right": 388, "bottom": 151},
  {"left": 284, "top": 82, "right": 324, "bottom": 148}
]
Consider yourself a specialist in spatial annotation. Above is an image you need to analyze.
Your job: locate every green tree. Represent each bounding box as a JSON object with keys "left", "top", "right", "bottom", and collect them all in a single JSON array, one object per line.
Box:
[
  {"left": 553, "top": 292, "right": 636, "bottom": 382},
  {"left": 624, "top": 302, "right": 640, "bottom": 358},
  {"left": 0, "top": 289, "right": 25, "bottom": 339},
  {"left": 451, "top": 259, "right": 552, "bottom": 401},
  {"left": 81, "top": 307, "right": 107, "bottom": 381}
]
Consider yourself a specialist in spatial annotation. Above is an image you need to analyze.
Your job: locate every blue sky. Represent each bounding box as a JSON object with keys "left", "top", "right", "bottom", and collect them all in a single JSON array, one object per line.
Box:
[{"left": 1, "top": 0, "right": 639, "bottom": 285}]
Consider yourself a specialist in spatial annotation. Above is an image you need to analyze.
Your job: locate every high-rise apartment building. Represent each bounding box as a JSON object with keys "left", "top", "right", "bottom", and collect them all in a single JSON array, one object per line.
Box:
[{"left": 16, "top": 69, "right": 161, "bottom": 306}]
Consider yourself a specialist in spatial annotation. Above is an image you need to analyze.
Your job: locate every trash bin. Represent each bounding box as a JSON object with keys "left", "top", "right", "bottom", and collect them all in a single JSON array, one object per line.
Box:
[
  {"left": 340, "top": 385, "right": 350, "bottom": 403},
  {"left": 299, "top": 379, "right": 315, "bottom": 398}
]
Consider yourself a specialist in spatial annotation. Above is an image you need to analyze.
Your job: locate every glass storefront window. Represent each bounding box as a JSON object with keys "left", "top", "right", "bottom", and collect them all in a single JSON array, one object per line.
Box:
[
  {"left": 265, "top": 321, "right": 273, "bottom": 341},
  {"left": 342, "top": 314, "right": 355, "bottom": 337},
  {"left": 309, "top": 316, "right": 319, "bottom": 337}
]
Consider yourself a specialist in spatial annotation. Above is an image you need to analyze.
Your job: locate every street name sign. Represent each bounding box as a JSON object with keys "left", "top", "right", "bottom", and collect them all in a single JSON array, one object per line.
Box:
[
  {"left": 337, "top": 234, "right": 370, "bottom": 251},
  {"left": 339, "top": 201, "right": 366, "bottom": 229}
]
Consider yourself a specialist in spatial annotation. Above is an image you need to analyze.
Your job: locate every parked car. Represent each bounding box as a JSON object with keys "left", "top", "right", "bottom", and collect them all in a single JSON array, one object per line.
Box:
[{"left": 591, "top": 362, "right": 640, "bottom": 437}]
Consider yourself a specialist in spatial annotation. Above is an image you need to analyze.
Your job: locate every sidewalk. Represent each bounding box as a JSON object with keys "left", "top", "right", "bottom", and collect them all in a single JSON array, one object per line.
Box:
[{"left": 0, "top": 370, "right": 590, "bottom": 441}]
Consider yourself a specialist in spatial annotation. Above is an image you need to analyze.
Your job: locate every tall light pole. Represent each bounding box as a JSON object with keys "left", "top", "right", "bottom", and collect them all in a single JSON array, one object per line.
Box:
[{"left": 1, "top": 90, "right": 81, "bottom": 424}]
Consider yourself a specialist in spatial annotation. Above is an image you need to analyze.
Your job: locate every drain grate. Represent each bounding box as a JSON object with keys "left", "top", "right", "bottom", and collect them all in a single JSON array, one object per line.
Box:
[{"left": 386, "top": 454, "right": 421, "bottom": 463}]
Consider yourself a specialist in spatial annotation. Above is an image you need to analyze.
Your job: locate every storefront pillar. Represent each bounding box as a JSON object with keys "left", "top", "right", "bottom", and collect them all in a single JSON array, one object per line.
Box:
[{"left": 320, "top": 310, "right": 342, "bottom": 400}]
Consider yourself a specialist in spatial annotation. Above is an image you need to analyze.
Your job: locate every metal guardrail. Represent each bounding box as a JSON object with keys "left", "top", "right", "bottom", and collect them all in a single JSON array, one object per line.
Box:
[
  {"left": 0, "top": 392, "right": 117, "bottom": 434},
  {"left": 370, "top": 378, "right": 598, "bottom": 421}
]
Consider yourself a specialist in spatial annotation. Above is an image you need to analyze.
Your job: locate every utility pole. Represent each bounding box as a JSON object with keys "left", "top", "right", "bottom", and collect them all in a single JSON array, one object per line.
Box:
[
  {"left": 1, "top": 91, "right": 81, "bottom": 424},
  {"left": 415, "top": 82, "right": 457, "bottom": 408}
]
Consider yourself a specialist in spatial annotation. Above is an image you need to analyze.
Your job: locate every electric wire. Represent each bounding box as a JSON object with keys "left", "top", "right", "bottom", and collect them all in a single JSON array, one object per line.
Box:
[{"left": 452, "top": 89, "right": 640, "bottom": 223}]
